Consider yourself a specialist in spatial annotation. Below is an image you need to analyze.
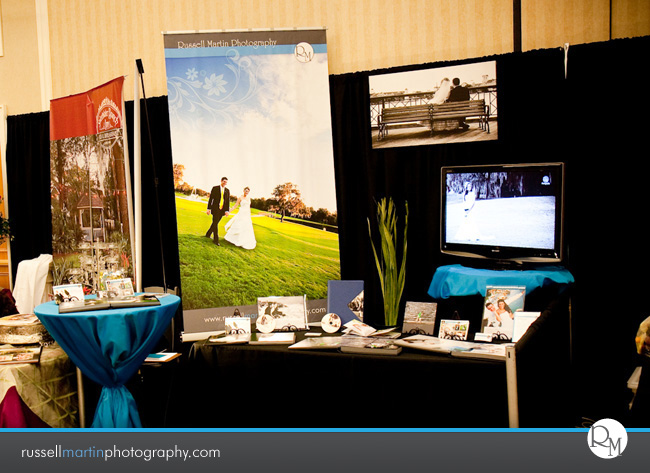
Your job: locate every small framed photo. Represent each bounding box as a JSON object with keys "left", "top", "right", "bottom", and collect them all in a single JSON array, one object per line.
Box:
[
  {"left": 402, "top": 301, "right": 437, "bottom": 335},
  {"left": 105, "top": 278, "right": 135, "bottom": 298},
  {"left": 439, "top": 319, "right": 470, "bottom": 340},
  {"left": 481, "top": 286, "right": 526, "bottom": 342},
  {"left": 257, "top": 295, "right": 308, "bottom": 331},
  {"left": 53, "top": 284, "right": 85, "bottom": 304},
  {"left": 225, "top": 317, "right": 251, "bottom": 335}
]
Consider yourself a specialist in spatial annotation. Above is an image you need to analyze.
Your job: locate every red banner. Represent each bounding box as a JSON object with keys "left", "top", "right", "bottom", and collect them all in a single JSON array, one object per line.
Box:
[
  {"left": 50, "top": 77, "right": 125, "bottom": 140},
  {"left": 49, "top": 76, "right": 134, "bottom": 293}
]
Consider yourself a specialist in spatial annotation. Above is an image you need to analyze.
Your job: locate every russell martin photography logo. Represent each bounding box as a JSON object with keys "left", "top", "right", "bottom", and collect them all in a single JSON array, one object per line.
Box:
[
  {"left": 588, "top": 418, "right": 628, "bottom": 459},
  {"left": 294, "top": 42, "right": 314, "bottom": 63}
]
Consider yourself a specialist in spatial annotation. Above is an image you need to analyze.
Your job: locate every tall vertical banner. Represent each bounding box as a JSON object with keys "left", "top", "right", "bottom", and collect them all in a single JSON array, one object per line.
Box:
[
  {"left": 163, "top": 29, "right": 339, "bottom": 331},
  {"left": 50, "top": 77, "right": 135, "bottom": 291}
]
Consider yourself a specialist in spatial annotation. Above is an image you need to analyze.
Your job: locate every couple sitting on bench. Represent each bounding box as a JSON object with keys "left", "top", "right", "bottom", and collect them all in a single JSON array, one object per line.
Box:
[{"left": 432, "top": 77, "right": 471, "bottom": 130}]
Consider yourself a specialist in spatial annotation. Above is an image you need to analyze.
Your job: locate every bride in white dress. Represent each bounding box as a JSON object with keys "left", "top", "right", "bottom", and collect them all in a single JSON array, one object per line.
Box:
[
  {"left": 431, "top": 78, "right": 452, "bottom": 104},
  {"left": 224, "top": 187, "right": 257, "bottom": 249}
]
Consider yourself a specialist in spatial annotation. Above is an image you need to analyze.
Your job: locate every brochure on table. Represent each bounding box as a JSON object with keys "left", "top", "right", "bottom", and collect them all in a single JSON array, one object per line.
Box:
[
  {"left": 288, "top": 337, "right": 343, "bottom": 350},
  {"left": 207, "top": 333, "right": 252, "bottom": 344},
  {"left": 145, "top": 352, "right": 181, "bottom": 363},
  {"left": 249, "top": 332, "right": 296, "bottom": 345},
  {"left": 394, "top": 334, "right": 509, "bottom": 360},
  {"left": 340, "top": 336, "right": 402, "bottom": 356},
  {"left": 343, "top": 319, "right": 399, "bottom": 338}
]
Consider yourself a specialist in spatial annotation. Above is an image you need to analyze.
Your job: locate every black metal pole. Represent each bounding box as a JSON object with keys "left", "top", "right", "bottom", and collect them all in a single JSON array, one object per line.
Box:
[{"left": 135, "top": 59, "right": 167, "bottom": 292}]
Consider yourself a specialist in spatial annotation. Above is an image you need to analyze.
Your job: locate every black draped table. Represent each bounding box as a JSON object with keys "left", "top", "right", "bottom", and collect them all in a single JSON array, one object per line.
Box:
[{"left": 185, "top": 332, "right": 509, "bottom": 428}]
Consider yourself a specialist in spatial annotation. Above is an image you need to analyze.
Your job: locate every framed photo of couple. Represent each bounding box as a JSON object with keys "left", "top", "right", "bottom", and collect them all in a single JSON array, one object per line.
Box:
[{"left": 369, "top": 60, "right": 498, "bottom": 148}]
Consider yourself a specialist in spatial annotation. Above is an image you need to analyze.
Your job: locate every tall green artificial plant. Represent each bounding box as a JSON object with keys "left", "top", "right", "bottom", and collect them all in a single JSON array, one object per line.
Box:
[{"left": 368, "top": 197, "right": 408, "bottom": 327}]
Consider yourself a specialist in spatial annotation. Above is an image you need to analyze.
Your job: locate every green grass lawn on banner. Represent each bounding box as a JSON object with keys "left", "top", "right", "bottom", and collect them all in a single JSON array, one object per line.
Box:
[{"left": 175, "top": 195, "right": 340, "bottom": 310}]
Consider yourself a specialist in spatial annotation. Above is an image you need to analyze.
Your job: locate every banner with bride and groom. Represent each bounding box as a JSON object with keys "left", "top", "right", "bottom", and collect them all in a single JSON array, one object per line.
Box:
[{"left": 163, "top": 29, "right": 339, "bottom": 332}]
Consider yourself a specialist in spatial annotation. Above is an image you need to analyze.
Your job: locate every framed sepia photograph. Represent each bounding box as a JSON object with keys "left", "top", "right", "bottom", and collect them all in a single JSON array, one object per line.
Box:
[{"left": 370, "top": 60, "right": 497, "bottom": 148}]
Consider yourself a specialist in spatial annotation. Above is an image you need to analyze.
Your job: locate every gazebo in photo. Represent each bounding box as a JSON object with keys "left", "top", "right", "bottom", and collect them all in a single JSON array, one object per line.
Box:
[{"left": 77, "top": 193, "right": 106, "bottom": 242}]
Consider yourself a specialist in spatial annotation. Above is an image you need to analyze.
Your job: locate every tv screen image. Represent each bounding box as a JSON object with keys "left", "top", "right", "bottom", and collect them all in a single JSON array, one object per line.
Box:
[{"left": 441, "top": 163, "right": 565, "bottom": 264}]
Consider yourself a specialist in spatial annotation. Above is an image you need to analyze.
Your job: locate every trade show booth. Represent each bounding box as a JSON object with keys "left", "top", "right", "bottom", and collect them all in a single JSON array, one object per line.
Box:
[{"left": 2, "top": 34, "right": 650, "bottom": 428}]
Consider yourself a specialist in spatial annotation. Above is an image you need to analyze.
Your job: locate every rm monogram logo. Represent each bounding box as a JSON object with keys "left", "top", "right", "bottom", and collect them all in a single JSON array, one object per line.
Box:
[{"left": 588, "top": 418, "right": 627, "bottom": 459}]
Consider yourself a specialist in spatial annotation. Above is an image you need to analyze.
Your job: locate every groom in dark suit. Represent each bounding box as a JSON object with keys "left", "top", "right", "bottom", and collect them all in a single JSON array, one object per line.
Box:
[
  {"left": 447, "top": 77, "right": 471, "bottom": 129},
  {"left": 205, "top": 176, "right": 230, "bottom": 245}
]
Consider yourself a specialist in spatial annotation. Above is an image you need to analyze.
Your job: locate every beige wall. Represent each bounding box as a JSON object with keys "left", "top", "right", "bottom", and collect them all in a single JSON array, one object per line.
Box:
[
  {"left": 0, "top": 0, "right": 649, "bottom": 116},
  {"left": 43, "top": 0, "right": 516, "bottom": 106},
  {"left": 0, "top": 0, "right": 43, "bottom": 115}
]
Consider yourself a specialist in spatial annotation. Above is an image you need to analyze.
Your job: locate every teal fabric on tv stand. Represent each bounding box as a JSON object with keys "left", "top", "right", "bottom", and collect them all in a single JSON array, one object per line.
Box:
[{"left": 428, "top": 264, "right": 575, "bottom": 299}]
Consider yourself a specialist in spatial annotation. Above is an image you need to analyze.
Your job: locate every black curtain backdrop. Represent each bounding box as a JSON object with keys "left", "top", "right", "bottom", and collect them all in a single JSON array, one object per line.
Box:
[
  {"left": 330, "top": 47, "right": 567, "bottom": 322},
  {"left": 5, "top": 36, "right": 650, "bottom": 425},
  {"left": 330, "top": 36, "right": 650, "bottom": 424},
  {"left": 123, "top": 96, "right": 181, "bottom": 294},
  {"left": 6, "top": 111, "right": 53, "bottom": 274}
]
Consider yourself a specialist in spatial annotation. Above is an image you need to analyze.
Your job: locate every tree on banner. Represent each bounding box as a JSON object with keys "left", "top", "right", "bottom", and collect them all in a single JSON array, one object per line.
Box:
[
  {"left": 49, "top": 77, "right": 135, "bottom": 293},
  {"left": 270, "top": 182, "right": 310, "bottom": 223}
]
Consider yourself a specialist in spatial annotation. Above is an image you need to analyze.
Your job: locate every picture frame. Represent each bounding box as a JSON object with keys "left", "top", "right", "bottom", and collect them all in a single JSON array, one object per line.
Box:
[
  {"left": 256, "top": 295, "right": 308, "bottom": 331},
  {"left": 53, "top": 283, "right": 85, "bottom": 304},
  {"left": 438, "top": 319, "right": 470, "bottom": 340},
  {"left": 105, "top": 278, "right": 135, "bottom": 298},
  {"left": 369, "top": 60, "right": 497, "bottom": 148},
  {"left": 225, "top": 316, "right": 251, "bottom": 335},
  {"left": 402, "top": 301, "right": 437, "bottom": 335},
  {"left": 481, "top": 286, "right": 526, "bottom": 342}
]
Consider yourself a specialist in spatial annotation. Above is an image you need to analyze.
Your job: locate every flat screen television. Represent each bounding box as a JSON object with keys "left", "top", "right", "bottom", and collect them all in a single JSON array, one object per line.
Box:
[{"left": 441, "top": 162, "right": 565, "bottom": 265}]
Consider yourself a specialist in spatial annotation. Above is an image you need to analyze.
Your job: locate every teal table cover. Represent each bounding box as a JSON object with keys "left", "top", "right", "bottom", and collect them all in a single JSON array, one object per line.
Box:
[
  {"left": 428, "top": 264, "right": 574, "bottom": 299},
  {"left": 34, "top": 294, "right": 180, "bottom": 428}
]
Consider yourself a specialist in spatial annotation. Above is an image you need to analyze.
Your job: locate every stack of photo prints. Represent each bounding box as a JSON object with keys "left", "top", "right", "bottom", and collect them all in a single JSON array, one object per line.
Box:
[{"left": 0, "top": 346, "right": 43, "bottom": 365}]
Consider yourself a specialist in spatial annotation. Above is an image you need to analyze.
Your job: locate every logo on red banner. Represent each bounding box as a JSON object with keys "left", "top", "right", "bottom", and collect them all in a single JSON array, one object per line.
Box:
[{"left": 97, "top": 97, "right": 122, "bottom": 132}]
